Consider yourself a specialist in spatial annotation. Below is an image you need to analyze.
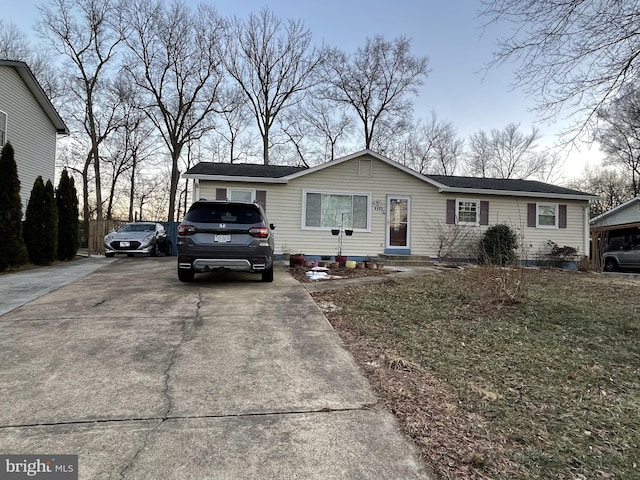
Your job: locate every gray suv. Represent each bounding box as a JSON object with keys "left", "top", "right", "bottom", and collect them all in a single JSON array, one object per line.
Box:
[
  {"left": 603, "top": 241, "right": 640, "bottom": 272},
  {"left": 176, "top": 200, "right": 275, "bottom": 282}
]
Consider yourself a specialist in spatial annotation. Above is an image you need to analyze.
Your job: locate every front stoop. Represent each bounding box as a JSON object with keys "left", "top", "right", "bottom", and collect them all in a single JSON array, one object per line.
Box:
[{"left": 374, "top": 254, "right": 434, "bottom": 267}]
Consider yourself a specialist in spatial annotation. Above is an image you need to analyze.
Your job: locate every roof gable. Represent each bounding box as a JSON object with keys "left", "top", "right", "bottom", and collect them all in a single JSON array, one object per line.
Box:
[{"left": 0, "top": 60, "right": 69, "bottom": 135}]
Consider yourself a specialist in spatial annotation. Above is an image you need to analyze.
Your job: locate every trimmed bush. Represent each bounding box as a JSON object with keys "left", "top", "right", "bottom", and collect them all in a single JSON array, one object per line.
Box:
[
  {"left": 479, "top": 224, "right": 518, "bottom": 266},
  {"left": 24, "top": 176, "right": 58, "bottom": 265},
  {"left": 56, "top": 168, "right": 80, "bottom": 260},
  {"left": 0, "top": 142, "right": 28, "bottom": 271}
]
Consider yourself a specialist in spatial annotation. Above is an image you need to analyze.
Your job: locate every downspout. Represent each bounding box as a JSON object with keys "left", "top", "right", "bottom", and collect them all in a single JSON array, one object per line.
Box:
[{"left": 193, "top": 179, "right": 200, "bottom": 204}]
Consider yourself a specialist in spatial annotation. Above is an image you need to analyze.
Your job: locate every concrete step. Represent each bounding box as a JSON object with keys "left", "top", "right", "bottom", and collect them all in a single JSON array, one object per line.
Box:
[{"left": 373, "top": 254, "right": 434, "bottom": 267}]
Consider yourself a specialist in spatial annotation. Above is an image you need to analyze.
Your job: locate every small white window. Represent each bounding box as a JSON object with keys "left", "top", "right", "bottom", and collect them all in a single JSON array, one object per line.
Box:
[
  {"left": 537, "top": 203, "right": 558, "bottom": 228},
  {"left": 228, "top": 188, "right": 254, "bottom": 203},
  {"left": 456, "top": 199, "right": 479, "bottom": 225},
  {"left": 0, "top": 111, "right": 6, "bottom": 146}
]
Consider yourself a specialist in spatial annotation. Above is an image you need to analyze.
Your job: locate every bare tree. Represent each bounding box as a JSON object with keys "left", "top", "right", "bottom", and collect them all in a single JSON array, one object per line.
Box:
[
  {"left": 596, "top": 86, "right": 640, "bottom": 195},
  {"left": 568, "top": 165, "right": 635, "bottom": 217},
  {"left": 0, "top": 20, "right": 31, "bottom": 60},
  {"left": 278, "top": 96, "right": 354, "bottom": 166},
  {"left": 101, "top": 78, "right": 158, "bottom": 220},
  {"left": 480, "top": 0, "right": 640, "bottom": 128},
  {"left": 37, "top": 0, "right": 124, "bottom": 245},
  {"left": 214, "top": 85, "right": 253, "bottom": 163},
  {"left": 303, "top": 97, "right": 353, "bottom": 163},
  {"left": 0, "top": 21, "right": 63, "bottom": 109},
  {"left": 402, "top": 113, "right": 463, "bottom": 175},
  {"left": 120, "top": 0, "right": 227, "bottom": 221},
  {"left": 225, "top": 8, "right": 324, "bottom": 165},
  {"left": 322, "top": 35, "right": 429, "bottom": 150},
  {"left": 465, "top": 123, "right": 559, "bottom": 180}
]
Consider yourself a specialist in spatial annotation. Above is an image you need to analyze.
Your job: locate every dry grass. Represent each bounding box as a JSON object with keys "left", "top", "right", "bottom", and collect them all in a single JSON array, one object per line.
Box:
[{"left": 313, "top": 267, "right": 640, "bottom": 479}]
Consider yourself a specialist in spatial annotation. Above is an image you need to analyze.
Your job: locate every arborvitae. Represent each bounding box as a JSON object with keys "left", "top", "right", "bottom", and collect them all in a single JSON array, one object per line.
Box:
[
  {"left": 0, "top": 142, "right": 28, "bottom": 271},
  {"left": 24, "top": 176, "right": 58, "bottom": 265},
  {"left": 56, "top": 168, "right": 79, "bottom": 260}
]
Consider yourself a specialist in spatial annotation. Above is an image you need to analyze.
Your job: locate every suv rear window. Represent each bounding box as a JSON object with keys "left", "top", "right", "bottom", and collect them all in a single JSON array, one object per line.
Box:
[{"left": 185, "top": 204, "right": 262, "bottom": 224}]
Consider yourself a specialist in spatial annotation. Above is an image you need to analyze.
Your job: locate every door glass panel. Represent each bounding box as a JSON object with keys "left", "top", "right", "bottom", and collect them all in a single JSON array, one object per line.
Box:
[{"left": 389, "top": 198, "right": 408, "bottom": 247}]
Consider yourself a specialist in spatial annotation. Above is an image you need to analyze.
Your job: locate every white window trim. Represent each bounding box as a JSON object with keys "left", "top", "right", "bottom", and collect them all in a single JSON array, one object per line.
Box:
[
  {"left": 227, "top": 187, "right": 255, "bottom": 202},
  {"left": 301, "top": 189, "right": 372, "bottom": 232},
  {"left": 456, "top": 198, "right": 480, "bottom": 226},
  {"left": 536, "top": 202, "right": 559, "bottom": 229}
]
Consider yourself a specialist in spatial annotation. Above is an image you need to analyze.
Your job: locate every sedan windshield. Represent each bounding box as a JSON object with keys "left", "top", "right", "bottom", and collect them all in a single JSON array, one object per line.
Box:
[{"left": 118, "top": 224, "right": 155, "bottom": 233}]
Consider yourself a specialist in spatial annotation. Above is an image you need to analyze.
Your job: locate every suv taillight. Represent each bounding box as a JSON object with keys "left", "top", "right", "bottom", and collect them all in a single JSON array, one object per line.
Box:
[
  {"left": 178, "top": 224, "right": 196, "bottom": 236},
  {"left": 249, "top": 226, "right": 269, "bottom": 238}
]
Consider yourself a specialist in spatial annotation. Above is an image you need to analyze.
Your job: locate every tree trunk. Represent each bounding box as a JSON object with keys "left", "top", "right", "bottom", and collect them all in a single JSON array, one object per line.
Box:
[{"left": 262, "top": 130, "right": 269, "bottom": 165}]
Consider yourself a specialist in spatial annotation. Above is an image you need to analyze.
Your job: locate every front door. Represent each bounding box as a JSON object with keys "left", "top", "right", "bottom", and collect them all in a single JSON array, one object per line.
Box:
[{"left": 386, "top": 196, "right": 410, "bottom": 252}]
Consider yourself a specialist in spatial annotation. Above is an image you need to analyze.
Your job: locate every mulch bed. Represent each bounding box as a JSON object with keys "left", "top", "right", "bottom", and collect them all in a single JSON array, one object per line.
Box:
[{"left": 288, "top": 264, "right": 390, "bottom": 283}]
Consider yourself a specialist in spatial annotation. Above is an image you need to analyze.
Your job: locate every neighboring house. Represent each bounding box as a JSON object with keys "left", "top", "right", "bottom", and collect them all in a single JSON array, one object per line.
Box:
[
  {"left": 182, "top": 150, "right": 595, "bottom": 262},
  {"left": 0, "top": 60, "right": 69, "bottom": 213},
  {"left": 590, "top": 196, "right": 640, "bottom": 264}
]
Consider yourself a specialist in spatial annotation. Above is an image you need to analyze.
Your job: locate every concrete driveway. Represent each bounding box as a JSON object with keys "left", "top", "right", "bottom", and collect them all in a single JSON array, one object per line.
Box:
[{"left": 0, "top": 257, "right": 430, "bottom": 479}]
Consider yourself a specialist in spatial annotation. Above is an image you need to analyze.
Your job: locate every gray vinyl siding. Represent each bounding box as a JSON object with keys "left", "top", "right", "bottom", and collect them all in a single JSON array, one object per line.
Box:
[
  {"left": 0, "top": 66, "right": 58, "bottom": 214},
  {"left": 196, "top": 153, "right": 591, "bottom": 260},
  {"left": 591, "top": 201, "right": 640, "bottom": 227}
]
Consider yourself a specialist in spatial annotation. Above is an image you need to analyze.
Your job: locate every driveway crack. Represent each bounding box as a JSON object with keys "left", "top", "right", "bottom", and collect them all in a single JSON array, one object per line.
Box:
[{"left": 118, "top": 292, "right": 201, "bottom": 479}]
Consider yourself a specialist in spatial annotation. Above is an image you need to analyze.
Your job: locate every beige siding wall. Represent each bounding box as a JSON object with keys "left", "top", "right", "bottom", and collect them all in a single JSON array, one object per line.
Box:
[
  {"left": 0, "top": 66, "right": 58, "bottom": 213},
  {"left": 198, "top": 154, "right": 590, "bottom": 260},
  {"left": 439, "top": 195, "right": 590, "bottom": 259}
]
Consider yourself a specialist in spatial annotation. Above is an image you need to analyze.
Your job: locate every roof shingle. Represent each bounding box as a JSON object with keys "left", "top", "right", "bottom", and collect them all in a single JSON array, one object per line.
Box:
[
  {"left": 426, "top": 175, "right": 592, "bottom": 197},
  {"left": 185, "top": 163, "right": 307, "bottom": 178}
]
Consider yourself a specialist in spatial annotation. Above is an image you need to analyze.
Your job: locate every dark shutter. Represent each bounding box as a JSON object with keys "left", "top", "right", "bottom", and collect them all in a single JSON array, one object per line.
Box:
[
  {"left": 527, "top": 203, "right": 536, "bottom": 227},
  {"left": 480, "top": 201, "right": 489, "bottom": 225},
  {"left": 446, "top": 199, "right": 456, "bottom": 224},
  {"left": 256, "top": 190, "right": 267, "bottom": 211},
  {"left": 215, "top": 188, "right": 227, "bottom": 201},
  {"left": 559, "top": 204, "right": 567, "bottom": 229}
]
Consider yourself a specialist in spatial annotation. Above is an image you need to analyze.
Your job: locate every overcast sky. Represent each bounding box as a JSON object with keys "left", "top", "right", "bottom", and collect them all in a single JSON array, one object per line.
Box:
[{"left": 1, "top": 0, "right": 604, "bottom": 180}]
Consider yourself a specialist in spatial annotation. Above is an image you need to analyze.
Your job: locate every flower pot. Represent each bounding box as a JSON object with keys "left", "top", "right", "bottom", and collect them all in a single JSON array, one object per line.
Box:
[
  {"left": 289, "top": 254, "right": 305, "bottom": 266},
  {"left": 345, "top": 260, "right": 357, "bottom": 269},
  {"left": 335, "top": 255, "right": 347, "bottom": 266},
  {"left": 356, "top": 262, "right": 365, "bottom": 269}
]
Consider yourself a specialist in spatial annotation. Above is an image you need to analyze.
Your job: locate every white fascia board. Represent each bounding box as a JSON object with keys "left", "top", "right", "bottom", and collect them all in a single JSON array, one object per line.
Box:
[
  {"left": 437, "top": 186, "right": 597, "bottom": 202},
  {"left": 180, "top": 174, "right": 289, "bottom": 184}
]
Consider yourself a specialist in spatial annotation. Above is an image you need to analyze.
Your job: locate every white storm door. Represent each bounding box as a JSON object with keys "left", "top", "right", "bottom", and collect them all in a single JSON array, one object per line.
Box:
[{"left": 386, "top": 196, "right": 410, "bottom": 250}]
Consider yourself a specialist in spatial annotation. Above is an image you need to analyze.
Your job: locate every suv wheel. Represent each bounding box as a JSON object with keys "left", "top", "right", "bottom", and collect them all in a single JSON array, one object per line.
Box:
[
  {"left": 604, "top": 258, "right": 618, "bottom": 272},
  {"left": 178, "top": 267, "right": 195, "bottom": 282},
  {"left": 261, "top": 266, "right": 274, "bottom": 283}
]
